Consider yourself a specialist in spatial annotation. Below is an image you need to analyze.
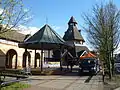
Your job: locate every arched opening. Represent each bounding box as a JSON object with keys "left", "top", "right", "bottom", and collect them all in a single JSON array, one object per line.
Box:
[
  {"left": 35, "top": 53, "right": 40, "bottom": 68},
  {"left": 6, "top": 49, "right": 18, "bottom": 69},
  {"left": 22, "top": 51, "right": 31, "bottom": 68}
]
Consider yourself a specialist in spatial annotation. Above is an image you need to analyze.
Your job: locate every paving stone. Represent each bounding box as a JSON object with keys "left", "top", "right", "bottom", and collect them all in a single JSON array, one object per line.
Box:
[
  {"left": 22, "top": 71, "right": 104, "bottom": 90},
  {"left": 38, "top": 80, "right": 71, "bottom": 89}
]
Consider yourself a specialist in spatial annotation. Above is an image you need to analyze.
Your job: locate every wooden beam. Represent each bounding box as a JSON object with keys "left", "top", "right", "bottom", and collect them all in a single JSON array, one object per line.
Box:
[
  {"left": 48, "top": 50, "right": 50, "bottom": 58},
  {"left": 60, "top": 46, "right": 63, "bottom": 71},
  {"left": 34, "top": 50, "right": 37, "bottom": 68},
  {"left": 41, "top": 50, "right": 43, "bottom": 71}
]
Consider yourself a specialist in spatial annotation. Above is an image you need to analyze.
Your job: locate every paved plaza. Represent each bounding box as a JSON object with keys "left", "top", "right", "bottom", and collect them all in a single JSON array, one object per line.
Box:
[{"left": 23, "top": 71, "right": 104, "bottom": 90}]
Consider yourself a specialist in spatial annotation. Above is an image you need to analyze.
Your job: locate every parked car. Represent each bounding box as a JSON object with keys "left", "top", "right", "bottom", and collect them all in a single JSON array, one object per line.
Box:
[
  {"left": 79, "top": 58, "right": 100, "bottom": 74},
  {"left": 114, "top": 62, "right": 120, "bottom": 73}
]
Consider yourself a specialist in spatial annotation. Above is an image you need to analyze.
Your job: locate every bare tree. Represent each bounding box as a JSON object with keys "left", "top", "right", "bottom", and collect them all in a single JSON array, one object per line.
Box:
[
  {"left": 0, "top": 0, "right": 31, "bottom": 34},
  {"left": 83, "top": 1, "right": 120, "bottom": 79}
]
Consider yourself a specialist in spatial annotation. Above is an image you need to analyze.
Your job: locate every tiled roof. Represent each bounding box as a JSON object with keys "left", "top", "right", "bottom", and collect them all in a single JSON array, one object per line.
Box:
[
  {"left": 75, "top": 46, "right": 89, "bottom": 53},
  {"left": 19, "top": 24, "right": 65, "bottom": 50},
  {"left": 0, "top": 30, "right": 26, "bottom": 42},
  {"left": 63, "top": 16, "right": 85, "bottom": 42},
  {"left": 68, "top": 16, "right": 77, "bottom": 25},
  {"left": 25, "top": 24, "right": 64, "bottom": 44},
  {"left": 63, "top": 25, "right": 85, "bottom": 41}
]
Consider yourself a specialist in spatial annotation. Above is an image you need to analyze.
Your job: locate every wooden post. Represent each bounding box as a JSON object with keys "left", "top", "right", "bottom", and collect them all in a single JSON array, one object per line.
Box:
[
  {"left": 48, "top": 50, "right": 50, "bottom": 58},
  {"left": 34, "top": 50, "right": 37, "bottom": 68},
  {"left": 25, "top": 48, "right": 27, "bottom": 52},
  {"left": 47, "top": 50, "right": 50, "bottom": 64},
  {"left": 60, "top": 46, "right": 63, "bottom": 71},
  {"left": 66, "top": 50, "right": 69, "bottom": 70},
  {"left": 41, "top": 50, "right": 43, "bottom": 71}
]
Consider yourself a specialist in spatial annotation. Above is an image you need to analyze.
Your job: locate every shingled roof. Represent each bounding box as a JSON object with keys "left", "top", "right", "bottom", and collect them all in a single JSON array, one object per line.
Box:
[
  {"left": 0, "top": 30, "right": 26, "bottom": 42},
  {"left": 25, "top": 24, "right": 64, "bottom": 44},
  {"left": 75, "top": 46, "right": 89, "bottom": 53},
  {"left": 63, "top": 16, "right": 85, "bottom": 42},
  {"left": 68, "top": 16, "right": 77, "bottom": 25},
  {"left": 76, "top": 46, "right": 89, "bottom": 57},
  {"left": 19, "top": 24, "right": 65, "bottom": 50}
]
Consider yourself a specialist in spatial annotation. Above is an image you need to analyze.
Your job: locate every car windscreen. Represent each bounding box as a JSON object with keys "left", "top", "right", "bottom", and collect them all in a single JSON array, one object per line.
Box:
[{"left": 80, "top": 59, "right": 95, "bottom": 65}]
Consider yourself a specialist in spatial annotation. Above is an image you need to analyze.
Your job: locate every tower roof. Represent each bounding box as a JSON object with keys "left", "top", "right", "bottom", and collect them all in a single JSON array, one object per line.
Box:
[
  {"left": 68, "top": 16, "right": 77, "bottom": 25},
  {"left": 63, "top": 27, "right": 84, "bottom": 41},
  {"left": 63, "top": 16, "right": 85, "bottom": 42}
]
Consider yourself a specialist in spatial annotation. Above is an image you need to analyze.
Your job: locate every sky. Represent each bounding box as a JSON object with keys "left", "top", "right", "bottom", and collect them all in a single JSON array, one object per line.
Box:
[{"left": 21, "top": 0, "right": 120, "bottom": 49}]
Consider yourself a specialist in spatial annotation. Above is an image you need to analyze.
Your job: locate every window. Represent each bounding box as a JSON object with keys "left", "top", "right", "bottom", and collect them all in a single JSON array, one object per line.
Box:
[{"left": 70, "top": 23, "right": 74, "bottom": 26}]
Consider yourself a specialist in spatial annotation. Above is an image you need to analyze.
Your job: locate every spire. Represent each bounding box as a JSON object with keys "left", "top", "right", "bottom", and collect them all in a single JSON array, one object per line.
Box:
[
  {"left": 68, "top": 16, "right": 77, "bottom": 25},
  {"left": 63, "top": 16, "right": 85, "bottom": 42}
]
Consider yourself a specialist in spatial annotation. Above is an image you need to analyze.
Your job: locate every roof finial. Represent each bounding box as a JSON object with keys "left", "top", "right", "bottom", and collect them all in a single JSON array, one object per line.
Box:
[
  {"left": 46, "top": 16, "right": 48, "bottom": 24},
  {"left": 68, "top": 16, "right": 77, "bottom": 25}
]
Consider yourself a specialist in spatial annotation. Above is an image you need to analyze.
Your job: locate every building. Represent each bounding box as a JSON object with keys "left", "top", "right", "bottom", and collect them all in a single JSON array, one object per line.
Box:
[
  {"left": 63, "top": 16, "right": 89, "bottom": 57},
  {"left": 0, "top": 17, "right": 89, "bottom": 69},
  {"left": 19, "top": 24, "right": 65, "bottom": 67},
  {"left": 0, "top": 27, "right": 44, "bottom": 69}
]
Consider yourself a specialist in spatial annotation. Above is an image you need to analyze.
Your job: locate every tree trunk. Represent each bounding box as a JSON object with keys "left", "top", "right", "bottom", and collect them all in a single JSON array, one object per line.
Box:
[
  {"left": 108, "top": 53, "right": 112, "bottom": 79},
  {"left": 111, "top": 49, "right": 114, "bottom": 75}
]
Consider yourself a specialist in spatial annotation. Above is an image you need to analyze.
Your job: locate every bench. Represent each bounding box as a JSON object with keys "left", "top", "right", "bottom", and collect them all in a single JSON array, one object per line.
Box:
[
  {"left": 0, "top": 69, "right": 29, "bottom": 88},
  {"left": 0, "top": 73, "right": 28, "bottom": 80},
  {"left": 0, "top": 69, "right": 30, "bottom": 80}
]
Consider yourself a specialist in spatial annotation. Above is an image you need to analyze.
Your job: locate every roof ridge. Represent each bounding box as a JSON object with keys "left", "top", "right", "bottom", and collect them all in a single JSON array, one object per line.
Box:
[
  {"left": 45, "top": 24, "right": 56, "bottom": 43},
  {"left": 47, "top": 24, "right": 64, "bottom": 43},
  {"left": 24, "top": 24, "right": 65, "bottom": 46}
]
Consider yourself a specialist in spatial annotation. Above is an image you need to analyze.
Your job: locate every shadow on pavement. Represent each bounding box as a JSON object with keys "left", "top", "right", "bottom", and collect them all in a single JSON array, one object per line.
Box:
[{"left": 84, "top": 75, "right": 93, "bottom": 83}]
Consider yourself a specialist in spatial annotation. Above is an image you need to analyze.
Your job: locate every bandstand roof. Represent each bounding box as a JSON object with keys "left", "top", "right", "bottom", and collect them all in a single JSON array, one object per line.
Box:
[{"left": 18, "top": 24, "right": 65, "bottom": 50}]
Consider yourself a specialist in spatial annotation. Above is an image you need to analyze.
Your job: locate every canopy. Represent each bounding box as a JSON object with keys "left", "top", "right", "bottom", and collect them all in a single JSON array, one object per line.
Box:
[
  {"left": 18, "top": 24, "right": 65, "bottom": 50},
  {"left": 80, "top": 52, "right": 96, "bottom": 59}
]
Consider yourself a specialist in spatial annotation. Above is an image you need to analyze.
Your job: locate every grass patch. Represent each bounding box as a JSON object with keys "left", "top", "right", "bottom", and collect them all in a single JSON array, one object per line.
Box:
[{"left": 1, "top": 82, "right": 30, "bottom": 90}]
